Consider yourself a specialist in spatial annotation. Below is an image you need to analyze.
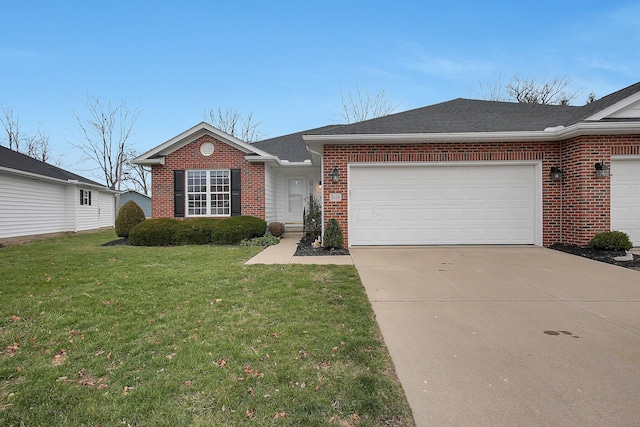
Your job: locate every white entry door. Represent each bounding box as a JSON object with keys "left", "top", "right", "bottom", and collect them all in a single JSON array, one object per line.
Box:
[{"left": 286, "top": 178, "right": 306, "bottom": 224}]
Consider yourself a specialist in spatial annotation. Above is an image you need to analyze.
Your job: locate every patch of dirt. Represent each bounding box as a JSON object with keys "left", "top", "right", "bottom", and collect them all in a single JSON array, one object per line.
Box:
[
  {"left": 294, "top": 234, "right": 350, "bottom": 257},
  {"left": 101, "top": 238, "right": 128, "bottom": 247},
  {"left": 549, "top": 245, "right": 640, "bottom": 270}
]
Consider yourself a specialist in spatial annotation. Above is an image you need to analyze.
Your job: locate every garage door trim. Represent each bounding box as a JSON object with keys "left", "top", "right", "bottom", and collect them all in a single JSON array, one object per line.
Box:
[
  {"left": 611, "top": 155, "right": 640, "bottom": 246},
  {"left": 347, "top": 161, "right": 543, "bottom": 246}
]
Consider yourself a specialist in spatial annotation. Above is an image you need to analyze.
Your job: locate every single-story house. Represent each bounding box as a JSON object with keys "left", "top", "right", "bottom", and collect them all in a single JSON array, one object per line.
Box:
[
  {"left": 0, "top": 146, "right": 117, "bottom": 241},
  {"left": 117, "top": 190, "right": 152, "bottom": 218},
  {"left": 133, "top": 81, "right": 640, "bottom": 247}
]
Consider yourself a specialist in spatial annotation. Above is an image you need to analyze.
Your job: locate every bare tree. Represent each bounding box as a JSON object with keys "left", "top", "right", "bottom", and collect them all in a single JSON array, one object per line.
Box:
[
  {"left": 203, "top": 108, "right": 263, "bottom": 143},
  {"left": 337, "top": 85, "right": 398, "bottom": 124},
  {"left": 123, "top": 148, "right": 151, "bottom": 196},
  {"left": 72, "top": 96, "right": 140, "bottom": 190},
  {"left": 1, "top": 105, "right": 54, "bottom": 163},
  {"left": 479, "top": 75, "right": 582, "bottom": 105}
]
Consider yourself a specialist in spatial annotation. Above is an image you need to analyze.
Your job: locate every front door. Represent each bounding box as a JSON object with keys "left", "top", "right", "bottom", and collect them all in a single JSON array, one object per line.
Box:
[{"left": 287, "top": 177, "right": 306, "bottom": 224}]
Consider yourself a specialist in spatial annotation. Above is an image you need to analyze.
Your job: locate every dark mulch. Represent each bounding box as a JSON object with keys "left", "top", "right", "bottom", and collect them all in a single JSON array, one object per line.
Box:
[
  {"left": 101, "top": 238, "right": 129, "bottom": 247},
  {"left": 294, "top": 234, "right": 350, "bottom": 256},
  {"left": 550, "top": 245, "right": 640, "bottom": 270}
]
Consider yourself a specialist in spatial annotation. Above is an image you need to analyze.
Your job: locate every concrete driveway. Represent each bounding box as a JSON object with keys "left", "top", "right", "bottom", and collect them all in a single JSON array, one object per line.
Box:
[{"left": 350, "top": 246, "right": 640, "bottom": 426}]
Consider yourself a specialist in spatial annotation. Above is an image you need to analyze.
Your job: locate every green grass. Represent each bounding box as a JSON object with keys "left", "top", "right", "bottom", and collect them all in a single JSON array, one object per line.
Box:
[{"left": 0, "top": 230, "right": 413, "bottom": 426}]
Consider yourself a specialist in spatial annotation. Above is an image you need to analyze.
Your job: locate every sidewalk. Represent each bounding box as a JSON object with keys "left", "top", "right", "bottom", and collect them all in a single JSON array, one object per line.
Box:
[{"left": 244, "top": 233, "right": 353, "bottom": 265}]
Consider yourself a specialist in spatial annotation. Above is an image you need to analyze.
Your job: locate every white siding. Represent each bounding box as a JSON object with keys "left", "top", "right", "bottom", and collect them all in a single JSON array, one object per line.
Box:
[
  {"left": 264, "top": 165, "right": 276, "bottom": 224},
  {"left": 0, "top": 173, "right": 67, "bottom": 238},
  {"left": 98, "top": 191, "right": 116, "bottom": 228},
  {"left": 273, "top": 166, "right": 321, "bottom": 225},
  {"left": 0, "top": 171, "right": 116, "bottom": 239},
  {"left": 77, "top": 187, "right": 99, "bottom": 231}
]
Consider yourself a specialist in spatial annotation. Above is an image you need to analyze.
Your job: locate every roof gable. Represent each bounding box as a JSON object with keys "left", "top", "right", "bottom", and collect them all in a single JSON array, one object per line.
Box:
[
  {"left": 133, "top": 122, "right": 276, "bottom": 165},
  {"left": 0, "top": 145, "right": 108, "bottom": 187}
]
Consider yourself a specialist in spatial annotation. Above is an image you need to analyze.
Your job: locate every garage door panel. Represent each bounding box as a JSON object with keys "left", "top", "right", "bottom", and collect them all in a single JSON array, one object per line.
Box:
[
  {"left": 611, "top": 159, "right": 640, "bottom": 246},
  {"left": 349, "top": 164, "right": 537, "bottom": 245}
]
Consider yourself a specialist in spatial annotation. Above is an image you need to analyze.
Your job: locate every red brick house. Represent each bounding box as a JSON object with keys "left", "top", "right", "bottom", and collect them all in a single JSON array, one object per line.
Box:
[{"left": 133, "top": 82, "right": 640, "bottom": 247}]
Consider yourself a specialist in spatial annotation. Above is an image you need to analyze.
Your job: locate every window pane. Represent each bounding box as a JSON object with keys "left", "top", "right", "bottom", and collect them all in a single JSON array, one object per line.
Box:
[{"left": 186, "top": 169, "right": 230, "bottom": 216}]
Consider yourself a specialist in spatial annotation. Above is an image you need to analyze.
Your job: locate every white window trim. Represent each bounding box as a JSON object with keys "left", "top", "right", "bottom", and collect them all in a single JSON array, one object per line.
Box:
[
  {"left": 80, "top": 189, "right": 92, "bottom": 206},
  {"left": 186, "top": 169, "right": 231, "bottom": 217}
]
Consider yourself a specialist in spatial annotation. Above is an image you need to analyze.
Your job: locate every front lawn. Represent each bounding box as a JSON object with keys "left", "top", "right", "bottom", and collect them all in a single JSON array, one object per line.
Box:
[{"left": 0, "top": 230, "right": 413, "bottom": 426}]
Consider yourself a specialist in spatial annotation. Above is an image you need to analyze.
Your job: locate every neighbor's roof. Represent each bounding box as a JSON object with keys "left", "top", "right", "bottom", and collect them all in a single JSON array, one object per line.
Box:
[{"left": 0, "top": 145, "right": 108, "bottom": 188}]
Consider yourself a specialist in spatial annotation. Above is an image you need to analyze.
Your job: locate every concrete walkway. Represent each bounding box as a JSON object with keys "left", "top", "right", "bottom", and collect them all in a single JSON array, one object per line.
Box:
[
  {"left": 244, "top": 233, "right": 353, "bottom": 265},
  {"left": 351, "top": 246, "right": 640, "bottom": 427}
]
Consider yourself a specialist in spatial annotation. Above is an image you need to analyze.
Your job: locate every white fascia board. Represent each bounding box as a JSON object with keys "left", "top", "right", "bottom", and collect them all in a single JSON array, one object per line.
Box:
[
  {"left": 133, "top": 157, "right": 165, "bottom": 166},
  {"left": 0, "top": 167, "right": 116, "bottom": 192},
  {"left": 303, "top": 131, "right": 560, "bottom": 147},
  {"left": 132, "top": 122, "right": 274, "bottom": 164},
  {"left": 245, "top": 155, "right": 314, "bottom": 167},
  {"left": 586, "top": 91, "right": 640, "bottom": 120}
]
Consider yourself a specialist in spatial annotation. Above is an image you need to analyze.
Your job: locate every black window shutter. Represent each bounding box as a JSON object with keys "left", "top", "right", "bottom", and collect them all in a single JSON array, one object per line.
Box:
[
  {"left": 79, "top": 190, "right": 84, "bottom": 205},
  {"left": 174, "top": 170, "right": 185, "bottom": 218},
  {"left": 88, "top": 191, "right": 92, "bottom": 206},
  {"left": 231, "top": 169, "right": 241, "bottom": 217}
]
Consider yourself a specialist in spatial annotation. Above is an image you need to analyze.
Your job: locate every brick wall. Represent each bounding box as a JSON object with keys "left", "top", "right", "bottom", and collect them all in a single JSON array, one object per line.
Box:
[
  {"left": 322, "top": 135, "right": 640, "bottom": 247},
  {"left": 151, "top": 135, "right": 265, "bottom": 219},
  {"left": 560, "top": 134, "right": 640, "bottom": 246}
]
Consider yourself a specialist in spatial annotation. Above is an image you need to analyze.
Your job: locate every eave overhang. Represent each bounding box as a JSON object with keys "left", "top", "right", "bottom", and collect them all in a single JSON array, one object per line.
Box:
[
  {"left": 0, "top": 166, "right": 118, "bottom": 193},
  {"left": 303, "top": 121, "right": 640, "bottom": 153}
]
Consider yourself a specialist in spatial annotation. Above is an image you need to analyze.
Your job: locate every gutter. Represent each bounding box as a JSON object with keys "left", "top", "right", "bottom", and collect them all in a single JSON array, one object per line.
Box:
[{"left": 302, "top": 121, "right": 640, "bottom": 148}]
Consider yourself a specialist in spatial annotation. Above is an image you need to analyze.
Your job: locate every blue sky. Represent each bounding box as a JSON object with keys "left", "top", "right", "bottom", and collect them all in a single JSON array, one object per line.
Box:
[{"left": 1, "top": 1, "right": 639, "bottom": 182}]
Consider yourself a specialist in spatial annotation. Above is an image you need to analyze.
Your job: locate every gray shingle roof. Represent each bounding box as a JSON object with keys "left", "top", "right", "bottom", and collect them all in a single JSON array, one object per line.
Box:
[
  {"left": 0, "top": 145, "right": 106, "bottom": 187},
  {"left": 253, "top": 125, "right": 341, "bottom": 162},
  {"left": 247, "top": 82, "right": 640, "bottom": 160},
  {"left": 316, "top": 81, "right": 640, "bottom": 136},
  {"left": 315, "top": 99, "right": 580, "bottom": 135}
]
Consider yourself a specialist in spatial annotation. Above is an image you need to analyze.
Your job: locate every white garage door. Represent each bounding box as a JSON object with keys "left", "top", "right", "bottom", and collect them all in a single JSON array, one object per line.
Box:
[
  {"left": 349, "top": 163, "right": 538, "bottom": 245},
  {"left": 611, "top": 158, "right": 640, "bottom": 246}
]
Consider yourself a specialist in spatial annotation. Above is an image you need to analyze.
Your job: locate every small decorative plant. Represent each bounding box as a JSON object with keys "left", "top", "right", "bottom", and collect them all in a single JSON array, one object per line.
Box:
[
  {"left": 323, "top": 219, "right": 344, "bottom": 249},
  {"left": 589, "top": 230, "right": 632, "bottom": 251},
  {"left": 303, "top": 196, "right": 322, "bottom": 237},
  {"left": 267, "top": 222, "right": 285, "bottom": 237}
]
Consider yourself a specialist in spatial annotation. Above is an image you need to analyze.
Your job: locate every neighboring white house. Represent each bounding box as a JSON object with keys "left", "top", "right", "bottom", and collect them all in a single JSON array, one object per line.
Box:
[{"left": 0, "top": 146, "right": 117, "bottom": 240}]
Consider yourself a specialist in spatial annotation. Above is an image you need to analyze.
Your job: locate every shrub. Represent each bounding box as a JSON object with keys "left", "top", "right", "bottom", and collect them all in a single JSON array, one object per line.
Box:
[
  {"left": 589, "top": 231, "right": 633, "bottom": 251},
  {"left": 210, "top": 216, "right": 267, "bottom": 245},
  {"left": 304, "top": 196, "right": 322, "bottom": 236},
  {"left": 129, "top": 218, "right": 181, "bottom": 246},
  {"left": 239, "top": 234, "right": 280, "bottom": 247},
  {"left": 115, "top": 200, "right": 146, "bottom": 238},
  {"left": 267, "top": 222, "right": 285, "bottom": 237},
  {"left": 323, "top": 219, "right": 344, "bottom": 249},
  {"left": 174, "top": 218, "right": 221, "bottom": 245}
]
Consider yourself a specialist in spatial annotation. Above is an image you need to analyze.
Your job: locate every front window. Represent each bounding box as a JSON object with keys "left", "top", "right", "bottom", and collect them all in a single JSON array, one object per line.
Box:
[
  {"left": 80, "top": 189, "right": 92, "bottom": 206},
  {"left": 187, "top": 170, "right": 230, "bottom": 216}
]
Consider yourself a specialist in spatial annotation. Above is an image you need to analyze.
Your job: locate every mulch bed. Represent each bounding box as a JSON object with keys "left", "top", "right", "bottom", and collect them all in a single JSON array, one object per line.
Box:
[
  {"left": 294, "top": 234, "right": 350, "bottom": 256},
  {"left": 101, "top": 238, "right": 129, "bottom": 247},
  {"left": 549, "top": 244, "right": 640, "bottom": 270}
]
